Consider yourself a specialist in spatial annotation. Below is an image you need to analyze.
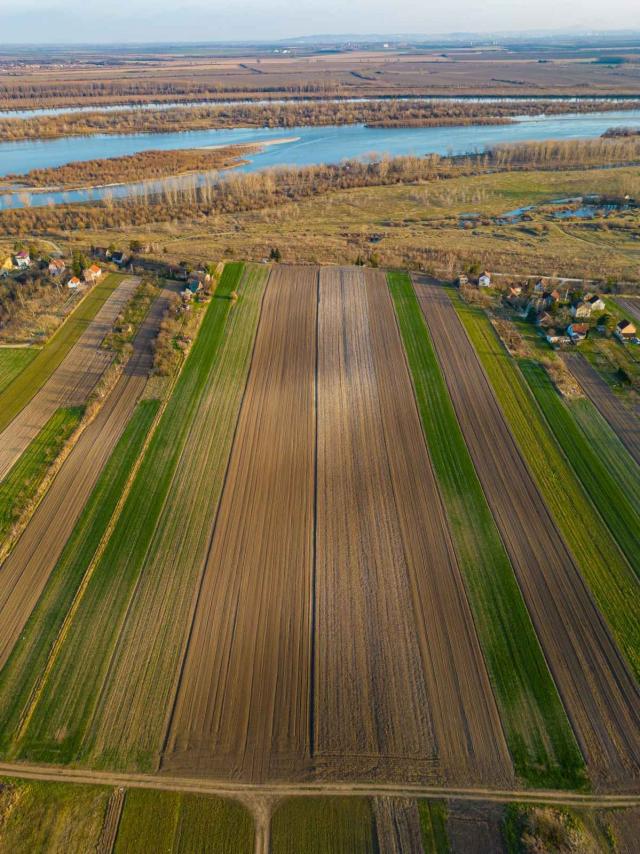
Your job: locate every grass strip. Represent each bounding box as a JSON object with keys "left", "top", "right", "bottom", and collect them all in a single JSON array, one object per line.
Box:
[
  {"left": 388, "top": 272, "right": 586, "bottom": 790},
  {"left": 456, "top": 299, "right": 640, "bottom": 681},
  {"left": 0, "top": 273, "right": 122, "bottom": 432},
  {"left": 0, "top": 399, "right": 159, "bottom": 753},
  {"left": 271, "top": 797, "right": 377, "bottom": 854},
  {"left": 114, "top": 789, "right": 253, "bottom": 854},
  {"left": 0, "top": 776, "right": 109, "bottom": 853},
  {"left": 0, "top": 406, "right": 83, "bottom": 542},
  {"left": 521, "top": 360, "right": 640, "bottom": 580},
  {"left": 0, "top": 348, "right": 36, "bottom": 395},
  {"left": 16, "top": 264, "right": 246, "bottom": 764},
  {"left": 417, "top": 801, "right": 450, "bottom": 854}
]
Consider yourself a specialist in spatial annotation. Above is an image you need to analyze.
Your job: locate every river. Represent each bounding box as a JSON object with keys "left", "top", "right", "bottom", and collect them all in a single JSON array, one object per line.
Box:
[{"left": 1, "top": 109, "right": 639, "bottom": 210}]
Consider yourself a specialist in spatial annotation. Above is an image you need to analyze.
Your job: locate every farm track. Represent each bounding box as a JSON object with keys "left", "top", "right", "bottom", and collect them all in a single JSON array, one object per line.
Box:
[
  {"left": 561, "top": 351, "right": 640, "bottom": 466},
  {"left": 315, "top": 268, "right": 511, "bottom": 786},
  {"left": 416, "top": 279, "right": 640, "bottom": 791},
  {"left": 0, "top": 761, "right": 637, "bottom": 808},
  {"left": 0, "top": 287, "right": 172, "bottom": 670},
  {"left": 164, "top": 265, "right": 317, "bottom": 781},
  {"left": 0, "top": 276, "right": 139, "bottom": 480}
]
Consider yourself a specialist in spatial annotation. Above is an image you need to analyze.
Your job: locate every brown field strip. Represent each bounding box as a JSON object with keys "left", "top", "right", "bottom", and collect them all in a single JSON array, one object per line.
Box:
[
  {"left": 163, "top": 265, "right": 317, "bottom": 781},
  {"left": 314, "top": 268, "right": 511, "bottom": 786},
  {"left": 561, "top": 352, "right": 640, "bottom": 466},
  {"left": 0, "top": 288, "right": 172, "bottom": 669},
  {"left": 416, "top": 280, "right": 640, "bottom": 790},
  {"left": 0, "top": 276, "right": 139, "bottom": 480}
]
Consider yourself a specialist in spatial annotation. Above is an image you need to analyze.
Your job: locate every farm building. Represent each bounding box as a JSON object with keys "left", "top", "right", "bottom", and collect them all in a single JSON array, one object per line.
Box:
[
  {"left": 571, "top": 301, "right": 592, "bottom": 319},
  {"left": 568, "top": 323, "right": 589, "bottom": 343},
  {"left": 615, "top": 319, "right": 637, "bottom": 341},
  {"left": 478, "top": 273, "right": 491, "bottom": 288},
  {"left": 67, "top": 276, "right": 81, "bottom": 289},
  {"left": 48, "top": 259, "right": 66, "bottom": 276},
  {"left": 14, "top": 250, "right": 30, "bottom": 269},
  {"left": 83, "top": 264, "right": 103, "bottom": 283}
]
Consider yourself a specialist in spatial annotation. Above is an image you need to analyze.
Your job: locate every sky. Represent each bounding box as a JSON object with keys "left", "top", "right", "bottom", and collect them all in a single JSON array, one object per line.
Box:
[{"left": 1, "top": 0, "right": 639, "bottom": 44}]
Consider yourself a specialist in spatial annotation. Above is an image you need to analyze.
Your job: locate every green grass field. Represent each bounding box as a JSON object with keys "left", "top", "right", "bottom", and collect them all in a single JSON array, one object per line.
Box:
[
  {"left": 0, "top": 273, "right": 122, "bottom": 433},
  {"left": 271, "top": 798, "right": 377, "bottom": 854},
  {"left": 568, "top": 397, "right": 640, "bottom": 514},
  {"left": 0, "top": 400, "right": 159, "bottom": 755},
  {"left": 0, "top": 348, "right": 36, "bottom": 395},
  {"left": 388, "top": 272, "right": 586, "bottom": 790},
  {"left": 14, "top": 263, "right": 257, "bottom": 766},
  {"left": 0, "top": 406, "right": 83, "bottom": 544},
  {"left": 521, "top": 360, "right": 640, "bottom": 580},
  {"left": 0, "top": 777, "right": 109, "bottom": 853},
  {"left": 417, "top": 801, "right": 450, "bottom": 853},
  {"left": 114, "top": 789, "right": 253, "bottom": 854},
  {"left": 456, "top": 300, "right": 640, "bottom": 681}
]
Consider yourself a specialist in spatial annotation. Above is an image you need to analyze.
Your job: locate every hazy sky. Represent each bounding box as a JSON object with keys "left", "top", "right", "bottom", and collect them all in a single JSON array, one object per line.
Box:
[{"left": 2, "top": 0, "right": 639, "bottom": 44}]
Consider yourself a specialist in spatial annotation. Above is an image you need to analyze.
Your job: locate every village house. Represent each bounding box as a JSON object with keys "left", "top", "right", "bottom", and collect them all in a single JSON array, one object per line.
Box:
[
  {"left": 14, "top": 250, "right": 30, "bottom": 269},
  {"left": 568, "top": 322, "right": 589, "bottom": 343},
  {"left": 586, "top": 294, "right": 606, "bottom": 312},
  {"left": 48, "top": 258, "right": 66, "bottom": 277},
  {"left": 83, "top": 264, "right": 103, "bottom": 283},
  {"left": 615, "top": 319, "right": 637, "bottom": 341},
  {"left": 545, "top": 329, "right": 571, "bottom": 345},
  {"left": 535, "top": 311, "right": 555, "bottom": 328},
  {"left": 570, "top": 300, "right": 592, "bottom": 320},
  {"left": 67, "top": 276, "right": 81, "bottom": 289},
  {"left": 478, "top": 272, "right": 491, "bottom": 288}
]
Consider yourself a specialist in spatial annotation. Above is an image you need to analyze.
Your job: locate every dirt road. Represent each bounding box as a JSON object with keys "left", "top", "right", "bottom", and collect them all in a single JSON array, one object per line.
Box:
[
  {"left": 561, "top": 352, "right": 640, "bottom": 465},
  {"left": 164, "top": 266, "right": 317, "bottom": 781},
  {"left": 416, "top": 279, "right": 640, "bottom": 791},
  {"left": 0, "top": 276, "right": 139, "bottom": 480},
  {"left": 0, "top": 288, "right": 172, "bottom": 669}
]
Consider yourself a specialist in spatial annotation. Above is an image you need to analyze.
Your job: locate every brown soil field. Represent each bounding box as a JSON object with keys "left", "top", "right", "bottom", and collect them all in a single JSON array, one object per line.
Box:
[
  {"left": 164, "top": 265, "right": 511, "bottom": 788},
  {"left": 0, "top": 276, "right": 139, "bottom": 480},
  {"left": 417, "top": 280, "right": 640, "bottom": 791},
  {"left": 446, "top": 800, "right": 507, "bottom": 854},
  {"left": 314, "top": 268, "right": 510, "bottom": 786},
  {"left": 163, "top": 265, "right": 317, "bottom": 781},
  {"left": 561, "top": 351, "right": 640, "bottom": 466},
  {"left": 0, "top": 287, "right": 172, "bottom": 669}
]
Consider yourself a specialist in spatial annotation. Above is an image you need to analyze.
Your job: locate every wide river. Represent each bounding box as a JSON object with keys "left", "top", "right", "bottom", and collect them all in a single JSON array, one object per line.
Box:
[{"left": 1, "top": 109, "right": 639, "bottom": 210}]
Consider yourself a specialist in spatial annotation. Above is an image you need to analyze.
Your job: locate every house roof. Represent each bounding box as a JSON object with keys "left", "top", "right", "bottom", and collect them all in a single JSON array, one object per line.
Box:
[
  {"left": 69, "top": 276, "right": 80, "bottom": 283},
  {"left": 15, "top": 250, "right": 29, "bottom": 259},
  {"left": 50, "top": 259, "right": 65, "bottom": 268},
  {"left": 587, "top": 295, "right": 604, "bottom": 305},
  {"left": 570, "top": 323, "right": 589, "bottom": 334},
  {"left": 617, "top": 319, "right": 637, "bottom": 333},
  {"left": 88, "top": 264, "right": 101, "bottom": 274}
]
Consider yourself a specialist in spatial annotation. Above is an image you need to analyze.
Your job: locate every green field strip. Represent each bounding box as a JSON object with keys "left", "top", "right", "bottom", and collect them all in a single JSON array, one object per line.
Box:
[
  {"left": 14, "top": 263, "right": 249, "bottom": 764},
  {"left": 0, "top": 348, "right": 36, "bottom": 395},
  {"left": 455, "top": 299, "right": 640, "bottom": 682},
  {"left": 0, "top": 273, "right": 123, "bottom": 433},
  {"left": 0, "top": 776, "right": 110, "bottom": 853},
  {"left": 417, "top": 801, "right": 450, "bottom": 853},
  {"left": 113, "top": 789, "right": 253, "bottom": 854},
  {"left": 388, "top": 273, "right": 586, "bottom": 790},
  {"left": 568, "top": 396, "right": 640, "bottom": 514},
  {"left": 271, "top": 797, "right": 377, "bottom": 854},
  {"left": 0, "top": 399, "right": 159, "bottom": 755},
  {"left": 0, "top": 405, "right": 83, "bottom": 544},
  {"left": 521, "top": 360, "right": 640, "bottom": 581},
  {"left": 84, "top": 264, "right": 269, "bottom": 770}
]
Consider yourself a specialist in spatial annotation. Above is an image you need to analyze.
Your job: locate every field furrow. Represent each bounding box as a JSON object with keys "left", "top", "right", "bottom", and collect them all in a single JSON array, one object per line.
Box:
[
  {"left": 0, "top": 275, "right": 139, "bottom": 479},
  {"left": 561, "top": 352, "right": 640, "bottom": 467},
  {"left": 163, "top": 265, "right": 317, "bottom": 781},
  {"left": 416, "top": 280, "right": 640, "bottom": 790},
  {"left": 315, "top": 267, "right": 510, "bottom": 786},
  {"left": 388, "top": 272, "right": 585, "bottom": 790},
  {"left": 0, "top": 288, "right": 171, "bottom": 672},
  {"left": 84, "top": 264, "right": 268, "bottom": 770}
]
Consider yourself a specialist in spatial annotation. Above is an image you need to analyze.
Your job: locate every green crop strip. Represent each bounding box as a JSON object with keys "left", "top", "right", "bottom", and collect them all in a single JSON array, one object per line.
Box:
[{"left": 388, "top": 272, "right": 586, "bottom": 790}]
